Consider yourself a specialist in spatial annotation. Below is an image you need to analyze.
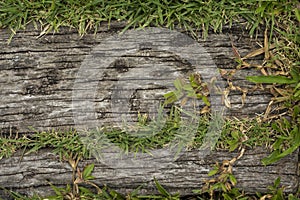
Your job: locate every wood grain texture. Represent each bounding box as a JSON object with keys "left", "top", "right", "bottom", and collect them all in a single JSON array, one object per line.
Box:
[
  {"left": 0, "top": 147, "right": 298, "bottom": 199},
  {"left": 0, "top": 22, "right": 269, "bottom": 134},
  {"left": 0, "top": 22, "right": 298, "bottom": 198}
]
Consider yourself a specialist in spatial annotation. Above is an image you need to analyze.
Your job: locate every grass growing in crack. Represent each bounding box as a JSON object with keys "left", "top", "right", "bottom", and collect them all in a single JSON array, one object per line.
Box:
[
  {"left": 0, "top": 115, "right": 286, "bottom": 163},
  {"left": 0, "top": 133, "right": 27, "bottom": 160},
  {"left": 0, "top": 115, "right": 298, "bottom": 199},
  {"left": 217, "top": 118, "right": 276, "bottom": 151},
  {"left": 80, "top": 105, "right": 210, "bottom": 159},
  {"left": 25, "top": 129, "right": 90, "bottom": 160},
  {"left": 0, "top": 129, "right": 90, "bottom": 161}
]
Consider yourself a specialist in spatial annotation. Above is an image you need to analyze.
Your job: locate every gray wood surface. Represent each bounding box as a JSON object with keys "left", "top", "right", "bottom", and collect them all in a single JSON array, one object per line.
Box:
[
  {"left": 0, "top": 23, "right": 298, "bottom": 198},
  {"left": 0, "top": 148, "right": 298, "bottom": 198},
  {"left": 0, "top": 23, "right": 270, "bottom": 134}
]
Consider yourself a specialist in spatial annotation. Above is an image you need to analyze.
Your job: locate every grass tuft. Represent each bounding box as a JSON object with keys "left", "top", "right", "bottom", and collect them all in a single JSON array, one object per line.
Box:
[{"left": 0, "top": 0, "right": 299, "bottom": 40}]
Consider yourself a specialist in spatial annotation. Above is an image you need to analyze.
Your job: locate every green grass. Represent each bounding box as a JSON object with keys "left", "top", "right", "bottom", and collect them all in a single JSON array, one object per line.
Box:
[
  {"left": 0, "top": 129, "right": 89, "bottom": 160},
  {"left": 0, "top": 115, "right": 289, "bottom": 162},
  {"left": 0, "top": 0, "right": 299, "bottom": 40}
]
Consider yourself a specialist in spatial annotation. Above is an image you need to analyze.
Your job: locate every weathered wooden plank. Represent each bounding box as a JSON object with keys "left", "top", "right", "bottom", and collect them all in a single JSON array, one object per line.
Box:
[
  {"left": 0, "top": 147, "right": 298, "bottom": 199},
  {"left": 1, "top": 23, "right": 268, "bottom": 134}
]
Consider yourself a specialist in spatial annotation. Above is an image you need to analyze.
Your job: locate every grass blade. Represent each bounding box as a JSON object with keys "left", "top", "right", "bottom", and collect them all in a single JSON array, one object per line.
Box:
[
  {"left": 154, "top": 177, "right": 170, "bottom": 197},
  {"left": 246, "top": 75, "right": 297, "bottom": 84}
]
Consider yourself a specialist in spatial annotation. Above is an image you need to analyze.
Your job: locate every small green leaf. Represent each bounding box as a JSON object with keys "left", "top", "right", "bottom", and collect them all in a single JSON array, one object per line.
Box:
[
  {"left": 290, "top": 67, "right": 300, "bottom": 81},
  {"left": 190, "top": 78, "right": 199, "bottom": 88},
  {"left": 230, "top": 188, "right": 241, "bottom": 196},
  {"left": 101, "top": 187, "right": 112, "bottom": 199},
  {"left": 274, "top": 177, "right": 281, "bottom": 188},
  {"left": 220, "top": 183, "right": 227, "bottom": 192},
  {"left": 130, "top": 184, "right": 144, "bottom": 197},
  {"left": 230, "top": 143, "right": 239, "bottom": 152},
  {"left": 84, "top": 175, "right": 95, "bottom": 180},
  {"left": 212, "top": 182, "right": 222, "bottom": 190},
  {"left": 294, "top": 88, "right": 300, "bottom": 98},
  {"left": 295, "top": 82, "right": 300, "bottom": 90},
  {"left": 189, "top": 74, "right": 195, "bottom": 82},
  {"left": 231, "top": 131, "right": 239, "bottom": 140},
  {"left": 208, "top": 168, "right": 219, "bottom": 176},
  {"left": 182, "top": 84, "right": 194, "bottom": 92},
  {"left": 246, "top": 75, "right": 297, "bottom": 84},
  {"left": 157, "top": 6, "right": 164, "bottom": 25},
  {"left": 78, "top": 186, "right": 92, "bottom": 194},
  {"left": 276, "top": 188, "right": 284, "bottom": 199},
  {"left": 190, "top": 82, "right": 199, "bottom": 88},
  {"left": 262, "top": 129, "right": 300, "bottom": 165},
  {"left": 164, "top": 91, "right": 175, "bottom": 98},
  {"left": 274, "top": 138, "right": 284, "bottom": 150},
  {"left": 201, "top": 96, "right": 211, "bottom": 106},
  {"left": 261, "top": 149, "right": 281, "bottom": 165},
  {"left": 292, "top": 125, "right": 300, "bottom": 143},
  {"left": 163, "top": 91, "right": 179, "bottom": 105},
  {"left": 293, "top": 105, "right": 300, "bottom": 119},
  {"left": 295, "top": 8, "right": 300, "bottom": 22},
  {"left": 49, "top": 184, "right": 63, "bottom": 196},
  {"left": 169, "top": 90, "right": 183, "bottom": 101},
  {"left": 229, "top": 174, "right": 237, "bottom": 186},
  {"left": 255, "top": 3, "right": 267, "bottom": 15},
  {"left": 227, "top": 140, "right": 239, "bottom": 152},
  {"left": 83, "top": 163, "right": 94, "bottom": 180},
  {"left": 288, "top": 193, "right": 299, "bottom": 200},
  {"left": 222, "top": 193, "right": 233, "bottom": 200},
  {"left": 154, "top": 177, "right": 170, "bottom": 197},
  {"left": 110, "top": 189, "right": 126, "bottom": 200},
  {"left": 173, "top": 79, "right": 184, "bottom": 91},
  {"left": 187, "top": 91, "right": 197, "bottom": 98}
]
